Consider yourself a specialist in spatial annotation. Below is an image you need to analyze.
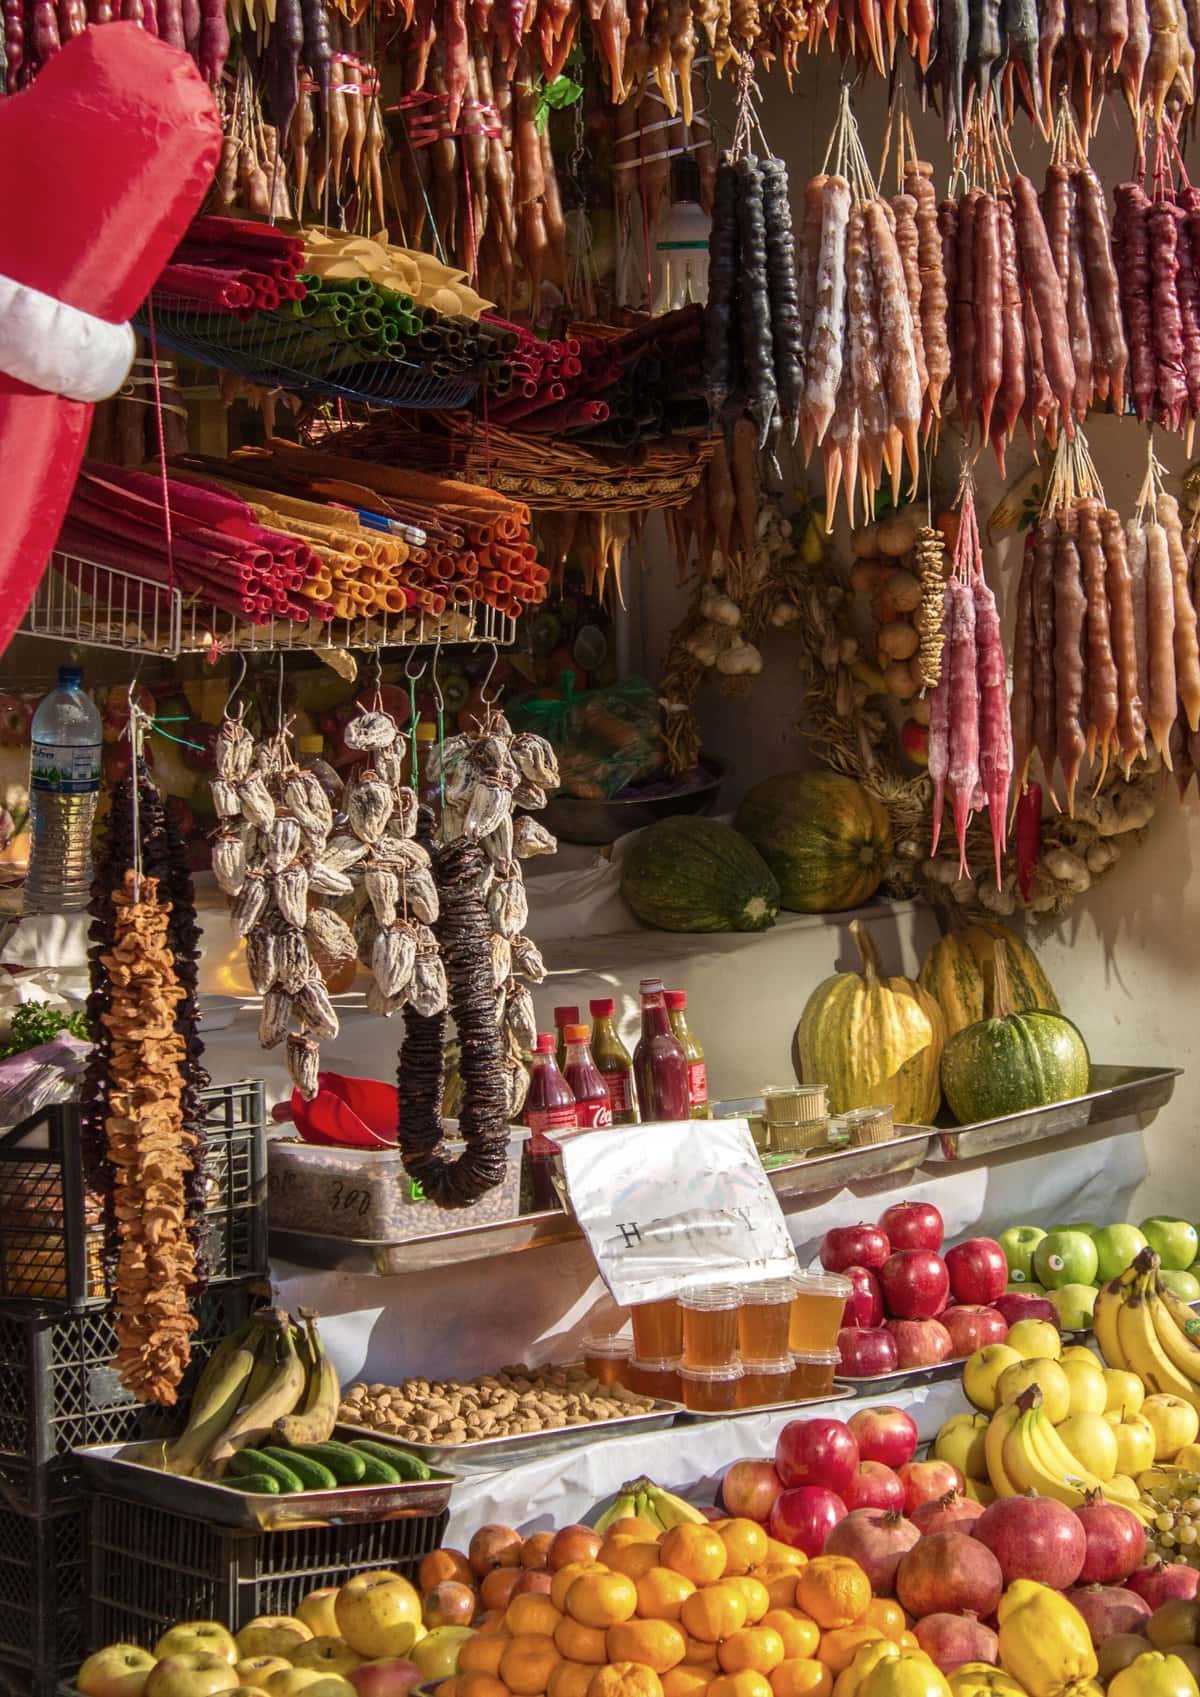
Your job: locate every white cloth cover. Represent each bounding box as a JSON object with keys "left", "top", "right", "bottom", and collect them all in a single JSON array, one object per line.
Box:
[{"left": 0, "top": 271, "right": 135, "bottom": 402}]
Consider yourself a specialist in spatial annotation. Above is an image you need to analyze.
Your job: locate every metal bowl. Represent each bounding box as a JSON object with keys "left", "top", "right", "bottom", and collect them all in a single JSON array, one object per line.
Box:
[{"left": 542, "top": 758, "right": 724, "bottom": 845}]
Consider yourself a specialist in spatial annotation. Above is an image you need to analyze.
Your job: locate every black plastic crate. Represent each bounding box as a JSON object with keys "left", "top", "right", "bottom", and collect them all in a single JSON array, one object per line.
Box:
[
  {"left": 0, "top": 1282, "right": 257, "bottom": 1511},
  {"left": 88, "top": 1496, "right": 449, "bottom": 1649},
  {"left": 0, "top": 1079, "right": 267, "bottom": 1308},
  {"left": 0, "top": 1501, "right": 88, "bottom": 1697}
]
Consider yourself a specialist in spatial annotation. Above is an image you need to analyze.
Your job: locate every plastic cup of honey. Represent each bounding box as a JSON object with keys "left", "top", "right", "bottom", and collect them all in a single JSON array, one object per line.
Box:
[
  {"left": 788, "top": 1270, "right": 851, "bottom": 1354},
  {"left": 631, "top": 1297, "right": 683, "bottom": 1360},
  {"left": 626, "top": 1355, "right": 682, "bottom": 1401},
  {"left": 680, "top": 1362, "right": 742, "bottom": 1413},
  {"left": 737, "top": 1279, "right": 797, "bottom": 1363},
  {"left": 582, "top": 1334, "right": 632, "bottom": 1387},
  {"left": 790, "top": 1349, "right": 841, "bottom": 1401},
  {"left": 680, "top": 1287, "right": 740, "bottom": 1368},
  {"left": 737, "top": 1356, "right": 795, "bottom": 1408}
]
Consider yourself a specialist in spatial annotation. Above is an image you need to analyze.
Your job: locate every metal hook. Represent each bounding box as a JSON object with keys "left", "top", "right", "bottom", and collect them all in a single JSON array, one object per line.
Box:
[
  {"left": 275, "top": 652, "right": 286, "bottom": 732},
  {"left": 222, "top": 651, "right": 248, "bottom": 722},
  {"left": 432, "top": 632, "right": 445, "bottom": 714},
  {"left": 479, "top": 642, "right": 502, "bottom": 705},
  {"left": 403, "top": 647, "right": 427, "bottom": 683}
]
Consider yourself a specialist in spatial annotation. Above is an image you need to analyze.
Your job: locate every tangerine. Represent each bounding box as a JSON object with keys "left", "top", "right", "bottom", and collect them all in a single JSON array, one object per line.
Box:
[
  {"left": 599, "top": 1536, "right": 640, "bottom": 1569},
  {"left": 435, "top": 1679, "right": 459, "bottom": 1697},
  {"left": 587, "top": 1661, "right": 665, "bottom": 1697},
  {"left": 605, "top": 1620, "right": 687, "bottom": 1674},
  {"left": 506, "top": 1596, "right": 564, "bottom": 1639},
  {"left": 794, "top": 1560, "right": 872, "bottom": 1632},
  {"left": 769, "top": 1662, "right": 832, "bottom": 1697},
  {"left": 554, "top": 1620, "right": 609, "bottom": 1666},
  {"left": 608, "top": 1518, "right": 664, "bottom": 1541},
  {"left": 760, "top": 1612, "right": 819, "bottom": 1662},
  {"left": 724, "top": 1578, "right": 770, "bottom": 1625},
  {"left": 757, "top": 1572, "right": 803, "bottom": 1612},
  {"left": 862, "top": 1601, "right": 906, "bottom": 1644},
  {"left": 566, "top": 1573, "right": 639, "bottom": 1629},
  {"left": 523, "top": 1534, "right": 556, "bottom": 1570},
  {"left": 679, "top": 1583, "right": 749, "bottom": 1645},
  {"left": 478, "top": 1615, "right": 510, "bottom": 1638},
  {"left": 500, "top": 1633, "right": 563, "bottom": 1695},
  {"left": 719, "top": 1521, "right": 769, "bottom": 1577},
  {"left": 682, "top": 1633, "right": 721, "bottom": 1666},
  {"left": 716, "top": 1629, "right": 786, "bottom": 1677},
  {"left": 763, "top": 1542, "right": 807, "bottom": 1571},
  {"left": 815, "top": 1626, "right": 885, "bottom": 1676},
  {"left": 659, "top": 1526, "right": 727, "bottom": 1588},
  {"left": 661, "top": 1667, "right": 714, "bottom": 1697},
  {"left": 635, "top": 1568, "right": 696, "bottom": 1624},
  {"left": 458, "top": 1674, "right": 509, "bottom": 1697},
  {"left": 707, "top": 1670, "right": 774, "bottom": 1697},
  {"left": 421, "top": 1550, "right": 475, "bottom": 1593},
  {"left": 481, "top": 1570, "right": 524, "bottom": 1612},
  {"left": 605, "top": 1543, "right": 665, "bottom": 1583},
  {"left": 553, "top": 1563, "right": 609, "bottom": 1613},
  {"left": 460, "top": 1637, "right": 511, "bottom": 1677},
  {"left": 549, "top": 1662, "right": 596, "bottom": 1697}
]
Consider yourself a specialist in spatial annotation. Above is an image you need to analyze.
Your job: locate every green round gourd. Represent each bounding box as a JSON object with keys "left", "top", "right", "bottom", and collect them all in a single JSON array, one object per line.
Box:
[
  {"left": 620, "top": 817, "right": 780, "bottom": 933},
  {"left": 918, "top": 919, "right": 1061, "bottom": 1038},
  {"left": 940, "top": 940, "right": 1090, "bottom": 1124},
  {"left": 734, "top": 772, "right": 893, "bottom": 913}
]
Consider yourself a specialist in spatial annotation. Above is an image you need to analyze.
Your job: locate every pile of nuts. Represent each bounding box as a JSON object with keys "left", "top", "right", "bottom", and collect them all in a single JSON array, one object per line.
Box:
[{"left": 339, "top": 1365, "right": 657, "bottom": 1447}]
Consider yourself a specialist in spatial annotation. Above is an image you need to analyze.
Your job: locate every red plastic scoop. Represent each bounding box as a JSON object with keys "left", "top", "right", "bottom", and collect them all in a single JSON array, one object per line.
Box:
[{"left": 272, "top": 1071, "right": 399, "bottom": 1147}]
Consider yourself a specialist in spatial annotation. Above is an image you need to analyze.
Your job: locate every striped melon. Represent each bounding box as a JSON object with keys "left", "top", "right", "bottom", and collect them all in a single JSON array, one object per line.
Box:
[
  {"left": 796, "top": 919, "right": 945, "bottom": 1123},
  {"left": 734, "top": 773, "right": 892, "bottom": 913},
  {"left": 918, "top": 921, "right": 1060, "bottom": 1038}
]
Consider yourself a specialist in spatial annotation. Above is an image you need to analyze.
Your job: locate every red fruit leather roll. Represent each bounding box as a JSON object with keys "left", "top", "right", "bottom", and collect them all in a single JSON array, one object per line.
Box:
[{"left": 0, "top": 25, "right": 220, "bottom": 655}]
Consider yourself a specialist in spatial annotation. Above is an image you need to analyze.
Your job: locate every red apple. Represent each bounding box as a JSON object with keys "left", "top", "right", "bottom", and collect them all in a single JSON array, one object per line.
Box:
[
  {"left": 825, "top": 1508, "right": 921, "bottom": 1595},
  {"left": 775, "top": 1418, "right": 859, "bottom": 1494},
  {"left": 880, "top": 1250, "right": 951, "bottom": 1320},
  {"left": 887, "top": 1317, "right": 953, "bottom": 1368},
  {"left": 842, "top": 1461, "right": 906, "bottom": 1513},
  {"left": 898, "top": 1459, "right": 965, "bottom": 1516},
  {"left": 1064, "top": 1585, "right": 1152, "bottom": 1646},
  {"left": 349, "top": 1658, "right": 425, "bottom": 1697},
  {"left": 880, "top": 1201, "right": 944, "bottom": 1252},
  {"left": 721, "top": 1459, "right": 785, "bottom": 1523},
  {"left": 901, "top": 720, "right": 930, "bottom": 768},
  {"left": 973, "top": 1494, "right": 1088, "bottom": 1589},
  {"left": 940, "top": 1305, "right": 1009, "bottom": 1357},
  {"left": 836, "top": 1326, "right": 899, "bottom": 1377},
  {"left": 1124, "top": 1562, "right": 1200, "bottom": 1609},
  {"left": 769, "top": 1486, "right": 847, "bottom": 1558},
  {"left": 993, "top": 1292, "right": 1062, "bottom": 1330},
  {"left": 945, "top": 1238, "right": 1009, "bottom": 1305},
  {"left": 842, "top": 1265, "right": 886, "bottom": 1329},
  {"left": 1074, "top": 1497, "right": 1146, "bottom": 1586},
  {"left": 821, "top": 1223, "right": 891, "bottom": 1274},
  {"left": 847, "top": 1405, "right": 919, "bottom": 1470}
]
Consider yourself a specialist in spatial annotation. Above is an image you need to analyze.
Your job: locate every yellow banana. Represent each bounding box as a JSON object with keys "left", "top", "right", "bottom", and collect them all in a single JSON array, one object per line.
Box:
[
  {"left": 1155, "top": 1276, "right": 1200, "bottom": 1339},
  {"left": 1003, "top": 1407, "right": 1092, "bottom": 1506},
  {"left": 1150, "top": 1292, "right": 1200, "bottom": 1385},
  {"left": 646, "top": 1484, "right": 708, "bottom": 1529},
  {"left": 1116, "top": 1275, "right": 1200, "bottom": 1412},
  {"left": 985, "top": 1402, "right": 1023, "bottom": 1498},
  {"left": 1091, "top": 1277, "right": 1129, "bottom": 1370},
  {"left": 272, "top": 1311, "right": 340, "bottom": 1447}
]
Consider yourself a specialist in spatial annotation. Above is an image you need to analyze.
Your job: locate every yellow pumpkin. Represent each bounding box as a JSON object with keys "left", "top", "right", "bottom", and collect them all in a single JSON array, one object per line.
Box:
[
  {"left": 857, "top": 1651, "right": 950, "bottom": 1697},
  {"left": 948, "top": 1670, "right": 1030, "bottom": 1697},
  {"left": 997, "top": 1582, "right": 1098, "bottom": 1697},
  {"left": 796, "top": 919, "right": 945, "bottom": 1121},
  {"left": 1109, "top": 1654, "right": 1200, "bottom": 1697}
]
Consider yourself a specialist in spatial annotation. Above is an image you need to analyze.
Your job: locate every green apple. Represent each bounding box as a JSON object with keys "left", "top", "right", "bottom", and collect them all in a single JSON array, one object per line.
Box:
[
  {"left": 1007, "top": 1281, "right": 1047, "bottom": 1296},
  {"left": 1050, "top": 1283, "right": 1100, "bottom": 1330},
  {"left": 1033, "top": 1229, "right": 1100, "bottom": 1290},
  {"left": 1092, "top": 1223, "right": 1149, "bottom": 1283},
  {"left": 1189, "top": 1261, "right": 1200, "bottom": 1283},
  {"left": 1048, "top": 1222, "right": 1101, "bottom": 1236},
  {"left": 1141, "top": 1217, "right": 1200, "bottom": 1271},
  {"left": 1160, "top": 1269, "right": 1200, "bottom": 1302},
  {"left": 999, "top": 1226, "right": 1047, "bottom": 1283}
]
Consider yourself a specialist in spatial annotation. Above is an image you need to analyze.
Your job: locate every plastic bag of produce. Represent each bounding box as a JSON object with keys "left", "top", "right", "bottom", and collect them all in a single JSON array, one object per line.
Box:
[
  {"left": 0, "top": 1034, "right": 90, "bottom": 1128},
  {"left": 510, "top": 676, "right": 665, "bottom": 799}
]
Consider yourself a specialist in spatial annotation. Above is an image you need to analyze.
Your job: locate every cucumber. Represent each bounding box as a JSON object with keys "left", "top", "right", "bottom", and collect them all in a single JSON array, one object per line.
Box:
[
  {"left": 260, "top": 1446, "right": 338, "bottom": 1492},
  {"left": 224, "top": 1472, "right": 282, "bottom": 1495},
  {"left": 351, "top": 1450, "right": 403, "bottom": 1486},
  {"left": 349, "top": 1439, "right": 430, "bottom": 1481},
  {"left": 289, "top": 1441, "right": 367, "bottom": 1484},
  {"left": 229, "top": 1449, "right": 305, "bottom": 1493}
]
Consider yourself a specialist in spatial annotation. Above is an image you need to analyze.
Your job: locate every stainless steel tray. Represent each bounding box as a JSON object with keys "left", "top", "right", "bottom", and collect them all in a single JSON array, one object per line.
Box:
[
  {"left": 676, "top": 1388, "right": 857, "bottom": 1422},
  {"left": 835, "top": 1358, "right": 964, "bottom": 1391},
  {"left": 765, "top": 1128, "right": 934, "bottom": 1197},
  {"left": 78, "top": 1440, "right": 454, "bottom": 1530},
  {"left": 270, "top": 1207, "right": 577, "bottom": 1275},
  {"left": 927, "top": 1064, "right": 1181, "bottom": 1161},
  {"left": 336, "top": 1400, "right": 681, "bottom": 1472}
]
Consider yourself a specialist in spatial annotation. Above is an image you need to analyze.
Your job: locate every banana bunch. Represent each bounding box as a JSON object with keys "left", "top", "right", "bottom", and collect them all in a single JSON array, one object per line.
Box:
[
  {"left": 1095, "top": 1247, "right": 1200, "bottom": 1412},
  {"left": 987, "top": 1386, "right": 1153, "bottom": 1526},
  {"left": 593, "top": 1476, "right": 709, "bottom": 1535},
  {"left": 166, "top": 1307, "right": 340, "bottom": 1480}
]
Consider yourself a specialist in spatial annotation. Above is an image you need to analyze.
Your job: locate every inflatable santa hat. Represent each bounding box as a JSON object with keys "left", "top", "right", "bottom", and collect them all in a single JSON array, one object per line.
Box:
[{"left": 0, "top": 23, "right": 221, "bottom": 657}]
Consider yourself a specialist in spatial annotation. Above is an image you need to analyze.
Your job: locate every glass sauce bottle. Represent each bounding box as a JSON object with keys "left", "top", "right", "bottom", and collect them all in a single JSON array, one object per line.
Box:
[
  {"left": 589, "top": 998, "right": 639, "bottom": 1125},
  {"left": 524, "top": 1033, "right": 577, "bottom": 1209},
  {"left": 633, "top": 979, "right": 690, "bottom": 1123},
  {"left": 562, "top": 1025, "right": 613, "bottom": 1129},
  {"left": 665, "top": 990, "right": 711, "bottom": 1118},
  {"left": 553, "top": 1005, "right": 579, "bottom": 1072}
]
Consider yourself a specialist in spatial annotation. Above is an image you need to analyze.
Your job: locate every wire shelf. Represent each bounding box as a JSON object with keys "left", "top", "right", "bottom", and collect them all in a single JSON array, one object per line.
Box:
[
  {"left": 20, "top": 553, "right": 516, "bottom": 658},
  {"left": 138, "top": 299, "right": 480, "bottom": 412}
]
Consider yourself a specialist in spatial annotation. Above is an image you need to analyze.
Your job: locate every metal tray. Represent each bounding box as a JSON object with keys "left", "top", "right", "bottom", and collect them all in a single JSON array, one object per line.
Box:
[
  {"left": 336, "top": 1400, "right": 681, "bottom": 1472},
  {"left": 270, "top": 1208, "right": 576, "bottom": 1276},
  {"left": 834, "top": 1358, "right": 964, "bottom": 1391},
  {"left": 77, "top": 1440, "right": 454, "bottom": 1530},
  {"left": 765, "top": 1128, "right": 934, "bottom": 1197},
  {"left": 927, "top": 1064, "right": 1181, "bottom": 1161},
  {"left": 676, "top": 1388, "right": 857, "bottom": 1422}
]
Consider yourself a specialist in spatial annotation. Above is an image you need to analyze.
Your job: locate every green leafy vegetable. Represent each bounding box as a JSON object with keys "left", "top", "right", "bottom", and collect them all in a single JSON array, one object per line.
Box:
[
  {"left": 0, "top": 1002, "right": 89, "bottom": 1060},
  {"left": 533, "top": 74, "right": 583, "bottom": 134}
]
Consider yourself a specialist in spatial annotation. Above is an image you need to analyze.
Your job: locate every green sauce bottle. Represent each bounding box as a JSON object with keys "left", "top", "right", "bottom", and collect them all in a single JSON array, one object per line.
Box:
[
  {"left": 666, "top": 989, "right": 711, "bottom": 1118},
  {"left": 588, "top": 998, "right": 639, "bottom": 1125}
]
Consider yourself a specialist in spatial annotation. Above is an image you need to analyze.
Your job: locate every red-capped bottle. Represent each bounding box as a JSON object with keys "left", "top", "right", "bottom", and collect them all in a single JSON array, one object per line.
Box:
[
  {"left": 589, "top": 997, "right": 639, "bottom": 1125},
  {"left": 633, "top": 977, "right": 690, "bottom": 1123},
  {"left": 562, "top": 1024, "right": 614, "bottom": 1129},
  {"left": 665, "top": 989, "right": 711, "bottom": 1119},
  {"left": 524, "top": 1033, "right": 578, "bottom": 1210}
]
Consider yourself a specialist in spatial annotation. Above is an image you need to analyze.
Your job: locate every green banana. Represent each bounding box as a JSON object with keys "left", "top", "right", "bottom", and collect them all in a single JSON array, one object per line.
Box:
[
  {"left": 593, "top": 1486, "right": 641, "bottom": 1534},
  {"left": 166, "top": 1314, "right": 265, "bottom": 1478},
  {"left": 201, "top": 1309, "right": 308, "bottom": 1479},
  {"left": 645, "top": 1483, "right": 708, "bottom": 1529},
  {"left": 272, "top": 1310, "right": 340, "bottom": 1448},
  {"left": 635, "top": 1488, "right": 664, "bottom": 1533}
]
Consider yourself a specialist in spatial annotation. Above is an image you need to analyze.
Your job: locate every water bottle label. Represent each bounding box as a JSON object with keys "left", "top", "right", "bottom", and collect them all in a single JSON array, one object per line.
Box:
[{"left": 31, "top": 740, "right": 101, "bottom": 795}]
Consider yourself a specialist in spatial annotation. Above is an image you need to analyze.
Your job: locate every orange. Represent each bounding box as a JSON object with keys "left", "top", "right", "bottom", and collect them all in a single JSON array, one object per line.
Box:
[
  {"left": 707, "top": 1672, "right": 774, "bottom": 1697},
  {"left": 862, "top": 1601, "right": 906, "bottom": 1644},
  {"left": 458, "top": 1675, "right": 509, "bottom": 1697},
  {"left": 479, "top": 1614, "right": 510, "bottom": 1638},
  {"left": 422, "top": 1550, "right": 475, "bottom": 1592},
  {"left": 679, "top": 1582, "right": 749, "bottom": 1645},
  {"left": 606, "top": 1619, "right": 688, "bottom": 1674},
  {"left": 794, "top": 1559, "right": 871, "bottom": 1632},
  {"left": 566, "top": 1572, "right": 638, "bottom": 1629},
  {"left": 659, "top": 1526, "right": 728, "bottom": 1588},
  {"left": 764, "top": 1541, "right": 807, "bottom": 1571},
  {"left": 460, "top": 1636, "right": 511, "bottom": 1677},
  {"left": 760, "top": 1612, "right": 819, "bottom": 1662},
  {"left": 716, "top": 1628, "right": 786, "bottom": 1677},
  {"left": 608, "top": 1518, "right": 663, "bottom": 1541},
  {"left": 682, "top": 1633, "right": 720, "bottom": 1666},
  {"left": 661, "top": 1667, "right": 714, "bottom": 1697},
  {"left": 553, "top": 1562, "right": 609, "bottom": 1613},
  {"left": 636, "top": 1567, "right": 696, "bottom": 1623},
  {"left": 719, "top": 1520, "right": 770, "bottom": 1577},
  {"left": 588, "top": 1662, "right": 665, "bottom": 1697},
  {"left": 769, "top": 1663, "right": 832, "bottom": 1697},
  {"left": 549, "top": 1663, "right": 596, "bottom": 1697},
  {"left": 757, "top": 1571, "right": 803, "bottom": 1611},
  {"left": 724, "top": 1578, "right": 770, "bottom": 1625},
  {"left": 506, "top": 1596, "right": 565, "bottom": 1638},
  {"left": 554, "top": 1620, "right": 609, "bottom": 1665},
  {"left": 816, "top": 1626, "right": 885, "bottom": 1676},
  {"left": 605, "top": 1542, "right": 665, "bottom": 1583},
  {"left": 436, "top": 1680, "right": 459, "bottom": 1697},
  {"left": 500, "top": 1633, "right": 563, "bottom": 1695}
]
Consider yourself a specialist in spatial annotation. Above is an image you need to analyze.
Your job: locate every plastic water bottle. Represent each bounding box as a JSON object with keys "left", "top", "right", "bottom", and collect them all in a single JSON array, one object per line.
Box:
[{"left": 24, "top": 666, "right": 103, "bottom": 913}]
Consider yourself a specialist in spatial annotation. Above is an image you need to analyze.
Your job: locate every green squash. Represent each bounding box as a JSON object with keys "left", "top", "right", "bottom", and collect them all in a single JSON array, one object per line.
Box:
[
  {"left": 620, "top": 817, "right": 780, "bottom": 933},
  {"left": 796, "top": 919, "right": 945, "bottom": 1123},
  {"left": 734, "top": 772, "right": 892, "bottom": 913},
  {"left": 918, "top": 919, "right": 1061, "bottom": 1037},
  {"left": 940, "top": 940, "right": 1091, "bottom": 1124}
]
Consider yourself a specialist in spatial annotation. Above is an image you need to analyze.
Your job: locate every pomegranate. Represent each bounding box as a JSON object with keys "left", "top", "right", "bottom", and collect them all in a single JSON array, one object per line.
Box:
[
  {"left": 898, "top": 1459, "right": 965, "bottom": 1516},
  {"left": 1074, "top": 1494, "right": 1146, "bottom": 1585},
  {"left": 423, "top": 1583, "right": 477, "bottom": 1627},
  {"left": 1126, "top": 1562, "right": 1200, "bottom": 1610},
  {"left": 913, "top": 1612, "right": 999, "bottom": 1674},
  {"left": 768, "top": 1486, "right": 846, "bottom": 1558},
  {"left": 842, "top": 1462, "right": 906, "bottom": 1514},
  {"left": 1065, "top": 1584, "right": 1152, "bottom": 1645},
  {"left": 911, "top": 1489, "right": 986, "bottom": 1537},
  {"left": 887, "top": 1317, "right": 953, "bottom": 1367},
  {"left": 896, "top": 1529, "right": 1004, "bottom": 1620},
  {"left": 824, "top": 1507, "right": 921, "bottom": 1596},
  {"left": 879, "top": 1250, "right": 951, "bottom": 1320},
  {"left": 721, "top": 1460, "right": 785, "bottom": 1524},
  {"left": 847, "top": 1406, "right": 919, "bottom": 1470},
  {"left": 511, "top": 1571, "right": 553, "bottom": 1597},
  {"left": 880, "top": 1200, "right": 945, "bottom": 1251},
  {"left": 843, "top": 1265, "right": 886, "bottom": 1328},
  {"left": 775, "top": 1418, "right": 859, "bottom": 1494},
  {"left": 973, "top": 1494, "right": 1087, "bottom": 1589}
]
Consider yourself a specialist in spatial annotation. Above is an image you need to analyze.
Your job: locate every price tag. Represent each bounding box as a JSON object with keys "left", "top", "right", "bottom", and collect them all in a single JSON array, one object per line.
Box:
[{"left": 558, "top": 1118, "right": 797, "bottom": 1306}]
